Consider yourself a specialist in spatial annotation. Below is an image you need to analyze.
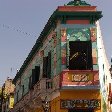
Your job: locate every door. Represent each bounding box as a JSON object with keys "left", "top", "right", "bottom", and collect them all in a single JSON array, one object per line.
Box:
[{"left": 69, "top": 41, "right": 92, "bottom": 70}]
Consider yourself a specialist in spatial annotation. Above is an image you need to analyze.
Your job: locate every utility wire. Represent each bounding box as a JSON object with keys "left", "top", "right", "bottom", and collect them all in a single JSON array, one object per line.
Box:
[{"left": 0, "top": 23, "right": 37, "bottom": 38}]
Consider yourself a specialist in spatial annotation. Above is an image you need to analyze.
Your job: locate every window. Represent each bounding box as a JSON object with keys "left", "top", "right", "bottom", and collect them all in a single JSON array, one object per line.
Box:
[
  {"left": 47, "top": 52, "right": 51, "bottom": 78},
  {"left": 16, "top": 91, "right": 19, "bottom": 102},
  {"left": 21, "top": 85, "right": 24, "bottom": 96},
  {"left": 32, "top": 69, "right": 35, "bottom": 86},
  {"left": 103, "top": 64, "right": 104, "bottom": 70},
  {"left": 29, "top": 76, "right": 32, "bottom": 89},
  {"left": 110, "top": 101, "right": 112, "bottom": 104},
  {"left": 32, "top": 66, "right": 40, "bottom": 85},
  {"left": 110, "top": 68, "right": 112, "bottom": 79},
  {"left": 69, "top": 41, "right": 92, "bottom": 70},
  {"left": 43, "top": 57, "right": 48, "bottom": 78},
  {"left": 29, "top": 66, "right": 40, "bottom": 88},
  {"left": 35, "top": 66, "right": 40, "bottom": 83},
  {"left": 43, "top": 52, "right": 51, "bottom": 78},
  {"left": 103, "top": 75, "right": 105, "bottom": 84}
]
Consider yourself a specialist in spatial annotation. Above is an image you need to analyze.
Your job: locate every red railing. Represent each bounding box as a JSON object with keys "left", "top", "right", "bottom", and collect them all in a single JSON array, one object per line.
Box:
[
  {"left": 12, "top": 71, "right": 99, "bottom": 111},
  {"left": 60, "top": 70, "right": 99, "bottom": 87}
]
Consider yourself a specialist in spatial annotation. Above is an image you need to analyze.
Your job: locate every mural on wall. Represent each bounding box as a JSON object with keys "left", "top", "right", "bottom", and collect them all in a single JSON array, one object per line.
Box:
[
  {"left": 55, "top": 25, "right": 98, "bottom": 74},
  {"left": 67, "top": 28, "right": 90, "bottom": 41}
]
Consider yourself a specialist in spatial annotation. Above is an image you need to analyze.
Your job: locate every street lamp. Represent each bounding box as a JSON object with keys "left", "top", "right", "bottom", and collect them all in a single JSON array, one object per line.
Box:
[{"left": 42, "top": 96, "right": 50, "bottom": 112}]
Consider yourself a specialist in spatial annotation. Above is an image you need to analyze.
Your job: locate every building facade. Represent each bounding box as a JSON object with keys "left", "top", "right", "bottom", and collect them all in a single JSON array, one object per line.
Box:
[
  {"left": 12, "top": 0, "right": 111, "bottom": 112},
  {"left": 107, "top": 59, "right": 112, "bottom": 111},
  {"left": 1, "top": 78, "right": 15, "bottom": 112},
  {"left": 0, "top": 87, "right": 2, "bottom": 111}
]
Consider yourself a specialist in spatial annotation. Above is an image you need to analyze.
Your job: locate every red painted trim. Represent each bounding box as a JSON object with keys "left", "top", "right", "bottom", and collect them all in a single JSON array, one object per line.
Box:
[
  {"left": 61, "top": 70, "right": 99, "bottom": 73},
  {"left": 66, "top": 20, "right": 90, "bottom": 24},
  {"left": 60, "top": 70, "right": 99, "bottom": 86},
  {"left": 57, "top": 6, "right": 97, "bottom": 12},
  {"left": 61, "top": 57, "right": 66, "bottom": 64},
  {"left": 61, "top": 36, "right": 67, "bottom": 42}
]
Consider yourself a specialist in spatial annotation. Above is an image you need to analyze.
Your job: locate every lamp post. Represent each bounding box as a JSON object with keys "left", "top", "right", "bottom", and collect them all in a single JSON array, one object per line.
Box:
[{"left": 42, "top": 96, "right": 50, "bottom": 112}]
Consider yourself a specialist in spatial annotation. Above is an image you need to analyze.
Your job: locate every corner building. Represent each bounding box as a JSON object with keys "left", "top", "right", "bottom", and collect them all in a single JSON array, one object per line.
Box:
[{"left": 12, "top": 1, "right": 108, "bottom": 112}]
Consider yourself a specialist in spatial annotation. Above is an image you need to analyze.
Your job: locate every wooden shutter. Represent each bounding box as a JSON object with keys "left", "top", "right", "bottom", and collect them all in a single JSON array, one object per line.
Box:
[
  {"left": 109, "top": 83, "right": 111, "bottom": 96},
  {"left": 29, "top": 76, "right": 32, "bottom": 89},
  {"left": 32, "top": 69, "right": 36, "bottom": 86},
  {"left": 43, "top": 57, "right": 48, "bottom": 78},
  {"left": 22, "top": 85, "right": 24, "bottom": 96},
  {"left": 35, "top": 66, "right": 40, "bottom": 83},
  {"left": 47, "top": 52, "right": 51, "bottom": 78}
]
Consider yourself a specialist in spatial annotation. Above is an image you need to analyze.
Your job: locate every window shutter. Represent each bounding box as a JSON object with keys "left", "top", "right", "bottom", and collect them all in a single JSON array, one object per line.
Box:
[
  {"left": 35, "top": 66, "right": 40, "bottom": 83},
  {"left": 29, "top": 76, "right": 32, "bottom": 89},
  {"left": 109, "top": 83, "right": 111, "bottom": 96},
  {"left": 22, "top": 85, "right": 24, "bottom": 96},
  {"left": 32, "top": 69, "right": 36, "bottom": 86},
  {"left": 43, "top": 57, "right": 48, "bottom": 78},
  {"left": 47, "top": 52, "right": 51, "bottom": 78}
]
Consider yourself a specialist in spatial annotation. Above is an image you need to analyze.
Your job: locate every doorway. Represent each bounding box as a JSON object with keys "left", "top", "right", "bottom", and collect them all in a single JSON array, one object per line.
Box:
[{"left": 69, "top": 41, "right": 92, "bottom": 70}]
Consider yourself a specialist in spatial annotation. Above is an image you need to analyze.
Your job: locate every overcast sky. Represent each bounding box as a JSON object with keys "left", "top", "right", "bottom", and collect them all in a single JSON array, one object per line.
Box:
[{"left": 0, "top": 0, "right": 111, "bottom": 85}]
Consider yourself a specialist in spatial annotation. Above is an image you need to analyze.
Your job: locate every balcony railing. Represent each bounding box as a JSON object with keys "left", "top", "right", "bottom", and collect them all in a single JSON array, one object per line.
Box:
[
  {"left": 60, "top": 70, "right": 100, "bottom": 89},
  {"left": 12, "top": 78, "right": 52, "bottom": 112},
  {"left": 12, "top": 70, "right": 99, "bottom": 111}
]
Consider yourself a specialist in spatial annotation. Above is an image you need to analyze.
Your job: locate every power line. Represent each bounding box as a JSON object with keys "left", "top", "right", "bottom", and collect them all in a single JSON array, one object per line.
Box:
[{"left": 0, "top": 23, "right": 37, "bottom": 38}]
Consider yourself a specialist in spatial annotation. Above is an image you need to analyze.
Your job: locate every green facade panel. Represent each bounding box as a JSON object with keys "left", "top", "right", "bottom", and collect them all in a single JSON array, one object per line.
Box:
[
  {"left": 51, "top": 49, "right": 54, "bottom": 60},
  {"left": 56, "top": 59, "right": 61, "bottom": 75},
  {"left": 61, "top": 42, "right": 66, "bottom": 49},
  {"left": 61, "top": 65, "right": 67, "bottom": 71},
  {"left": 51, "top": 40, "right": 54, "bottom": 52},
  {"left": 23, "top": 78, "right": 29, "bottom": 95},
  {"left": 51, "top": 58, "right": 54, "bottom": 77},
  {"left": 67, "top": 28, "right": 90, "bottom": 41},
  {"left": 56, "top": 43, "right": 61, "bottom": 61},
  {"left": 92, "top": 42, "right": 97, "bottom": 49},
  {"left": 56, "top": 27, "right": 61, "bottom": 39},
  {"left": 57, "top": 36, "right": 61, "bottom": 44},
  {"left": 93, "top": 64, "right": 99, "bottom": 70}
]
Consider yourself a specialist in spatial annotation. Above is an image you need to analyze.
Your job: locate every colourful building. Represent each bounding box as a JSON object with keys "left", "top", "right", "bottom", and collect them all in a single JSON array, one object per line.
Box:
[
  {"left": 12, "top": 0, "right": 110, "bottom": 112},
  {"left": 0, "top": 87, "right": 2, "bottom": 111},
  {"left": 1, "top": 78, "right": 15, "bottom": 112},
  {"left": 107, "top": 59, "right": 112, "bottom": 111}
]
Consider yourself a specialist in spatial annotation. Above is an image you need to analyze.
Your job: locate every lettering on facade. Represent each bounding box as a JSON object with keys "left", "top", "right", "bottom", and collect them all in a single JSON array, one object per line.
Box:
[
  {"left": 60, "top": 99, "right": 100, "bottom": 109},
  {"left": 72, "top": 74, "right": 89, "bottom": 82}
]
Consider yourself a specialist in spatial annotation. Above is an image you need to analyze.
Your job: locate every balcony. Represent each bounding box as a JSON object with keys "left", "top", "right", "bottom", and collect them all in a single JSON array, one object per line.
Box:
[
  {"left": 13, "top": 78, "right": 52, "bottom": 111},
  {"left": 26, "top": 78, "right": 52, "bottom": 107},
  {"left": 59, "top": 70, "right": 100, "bottom": 90},
  {"left": 13, "top": 70, "right": 99, "bottom": 111}
]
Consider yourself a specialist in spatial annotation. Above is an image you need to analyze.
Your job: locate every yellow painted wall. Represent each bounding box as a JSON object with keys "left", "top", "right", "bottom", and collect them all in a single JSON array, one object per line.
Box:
[
  {"left": 60, "top": 90, "right": 100, "bottom": 99},
  {"left": 50, "top": 90, "right": 101, "bottom": 112},
  {"left": 34, "top": 90, "right": 102, "bottom": 112}
]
